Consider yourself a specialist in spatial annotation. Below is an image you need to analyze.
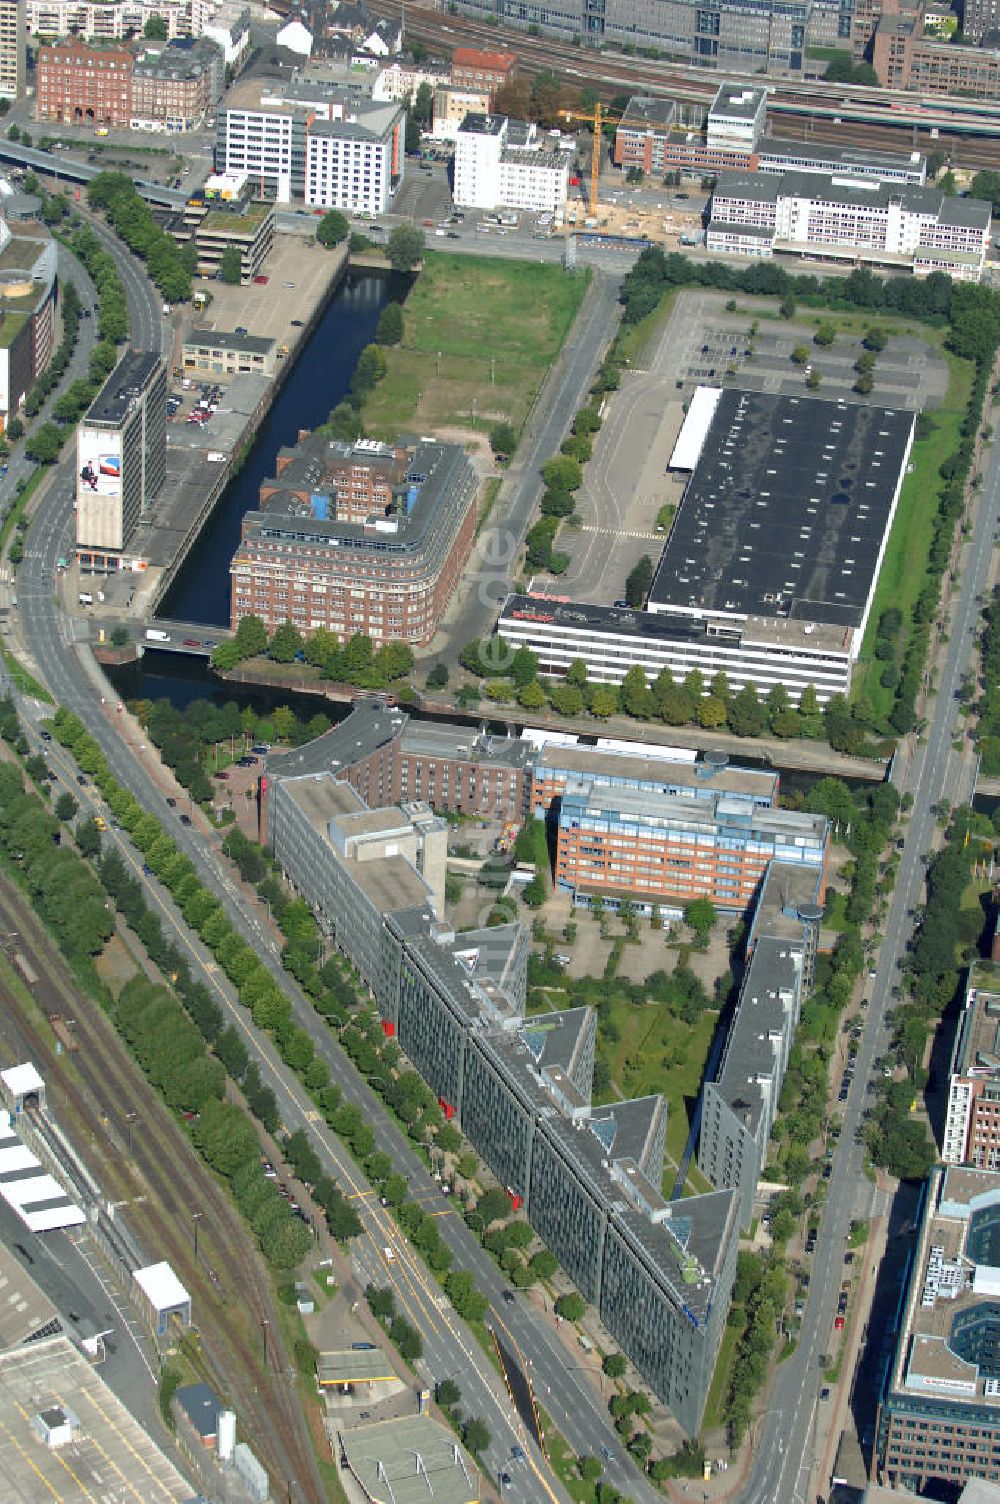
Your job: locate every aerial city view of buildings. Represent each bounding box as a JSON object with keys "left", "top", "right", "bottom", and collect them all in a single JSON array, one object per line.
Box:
[{"left": 0, "top": 0, "right": 999, "bottom": 1497}]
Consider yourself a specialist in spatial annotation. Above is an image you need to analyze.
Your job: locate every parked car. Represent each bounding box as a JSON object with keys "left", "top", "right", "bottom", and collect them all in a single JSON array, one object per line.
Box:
[{"left": 835, "top": 1315, "right": 845, "bottom": 1331}]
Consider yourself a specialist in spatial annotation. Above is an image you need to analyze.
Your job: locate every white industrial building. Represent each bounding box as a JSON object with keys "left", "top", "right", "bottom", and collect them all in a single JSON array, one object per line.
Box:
[
  {"left": 0, "top": 1107, "right": 85, "bottom": 1232},
  {"left": 708, "top": 170, "right": 991, "bottom": 279},
  {"left": 454, "top": 113, "right": 570, "bottom": 212},
  {"left": 132, "top": 1263, "right": 191, "bottom": 1336}
]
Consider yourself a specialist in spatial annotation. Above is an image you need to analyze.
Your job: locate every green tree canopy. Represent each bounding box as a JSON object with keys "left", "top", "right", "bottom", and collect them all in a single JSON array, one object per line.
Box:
[
  {"left": 386, "top": 224, "right": 425, "bottom": 271},
  {"left": 317, "top": 209, "right": 349, "bottom": 247},
  {"left": 625, "top": 554, "right": 654, "bottom": 607},
  {"left": 218, "top": 245, "right": 243, "bottom": 285},
  {"left": 375, "top": 301, "right": 404, "bottom": 345}
]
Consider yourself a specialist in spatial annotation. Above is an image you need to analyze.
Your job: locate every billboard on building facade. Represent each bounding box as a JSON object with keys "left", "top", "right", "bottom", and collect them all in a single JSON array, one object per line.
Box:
[{"left": 77, "top": 427, "right": 122, "bottom": 501}]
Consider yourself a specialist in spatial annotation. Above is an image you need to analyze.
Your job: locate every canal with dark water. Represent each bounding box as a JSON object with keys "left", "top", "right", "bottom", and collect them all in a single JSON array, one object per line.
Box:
[{"left": 159, "top": 266, "right": 401, "bottom": 626}]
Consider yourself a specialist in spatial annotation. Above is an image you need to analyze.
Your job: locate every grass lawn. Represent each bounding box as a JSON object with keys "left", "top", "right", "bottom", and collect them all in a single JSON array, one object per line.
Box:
[
  {"left": 618, "top": 287, "right": 678, "bottom": 366},
  {"left": 849, "top": 330, "right": 973, "bottom": 719},
  {"left": 701, "top": 1322, "right": 739, "bottom": 1434},
  {"left": 595, "top": 997, "right": 716, "bottom": 1190},
  {"left": 361, "top": 253, "right": 591, "bottom": 441}
]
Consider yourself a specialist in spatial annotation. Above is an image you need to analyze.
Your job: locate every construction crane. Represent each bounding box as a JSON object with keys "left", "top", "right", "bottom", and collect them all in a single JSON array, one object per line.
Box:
[{"left": 561, "top": 102, "right": 621, "bottom": 218}]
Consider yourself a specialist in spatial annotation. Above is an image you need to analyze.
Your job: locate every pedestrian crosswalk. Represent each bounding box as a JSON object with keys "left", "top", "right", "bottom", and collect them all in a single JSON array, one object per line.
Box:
[{"left": 578, "top": 525, "right": 662, "bottom": 541}]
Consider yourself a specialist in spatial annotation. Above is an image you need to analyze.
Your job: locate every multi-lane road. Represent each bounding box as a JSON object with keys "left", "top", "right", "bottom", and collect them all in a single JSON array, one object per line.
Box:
[
  {"left": 16, "top": 224, "right": 666, "bottom": 1504},
  {"left": 741, "top": 395, "right": 999, "bottom": 1503}
]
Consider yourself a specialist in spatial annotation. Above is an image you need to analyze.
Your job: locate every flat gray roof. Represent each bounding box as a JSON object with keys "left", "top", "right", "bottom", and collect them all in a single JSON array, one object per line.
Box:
[
  {"left": 711, "top": 933, "right": 805, "bottom": 1138},
  {"left": 318, "top": 1346, "right": 397, "bottom": 1384},
  {"left": 714, "top": 168, "right": 991, "bottom": 228},
  {"left": 281, "top": 771, "right": 364, "bottom": 834},
  {"left": 709, "top": 83, "right": 766, "bottom": 119},
  {"left": 589, "top": 1096, "right": 665, "bottom": 1174},
  {"left": 339, "top": 1416, "right": 480, "bottom": 1504},
  {"left": 620, "top": 95, "right": 676, "bottom": 129},
  {"left": 750, "top": 860, "right": 824, "bottom": 945},
  {"left": 400, "top": 721, "right": 533, "bottom": 771},
  {"left": 350, "top": 852, "right": 434, "bottom": 915},
  {"left": 756, "top": 133, "right": 924, "bottom": 177},
  {"left": 520, "top": 1005, "right": 591, "bottom": 1072},
  {"left": 86, "top": 350, "right": 161, "bottom": 429},
  {"left": 534, "top": 742, "right": 776, "bottom": 800},
  {"left": 184, "top": 329, "right": 275, "bottom": 355},
  {"left": 0, "top": 1336, "right": 195, "bottom": 1501}
]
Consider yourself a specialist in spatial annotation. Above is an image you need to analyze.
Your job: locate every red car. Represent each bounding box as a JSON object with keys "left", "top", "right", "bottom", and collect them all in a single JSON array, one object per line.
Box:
[
  {"left": 183, "top": 638, "right": 200, "bottom": 647},
  {"left": 835, "top": 1316, "right": 845, "bottom": 1331}
]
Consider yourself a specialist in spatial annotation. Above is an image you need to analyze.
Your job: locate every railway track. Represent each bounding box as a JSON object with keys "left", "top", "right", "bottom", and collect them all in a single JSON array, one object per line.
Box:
[
  {"left": 379, "top": 1, "right": 1000, "bottom": 168},
  {"left": 0, "top": 874, "right": 326, "bottom": 1504}
]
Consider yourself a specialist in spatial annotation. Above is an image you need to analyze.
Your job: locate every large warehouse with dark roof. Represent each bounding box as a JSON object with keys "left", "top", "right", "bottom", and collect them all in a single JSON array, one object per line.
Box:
[{"left": 497, "top": 389, "right": 914, "bottom": 705}]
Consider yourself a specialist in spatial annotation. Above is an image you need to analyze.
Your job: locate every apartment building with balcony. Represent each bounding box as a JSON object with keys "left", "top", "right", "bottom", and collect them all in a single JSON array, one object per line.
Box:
[
  {"left": 0, "top": 216, "right": 57, "bottom": 424},
  {"left": 0, "top": 0, "right": 23, "bottom": 97},
  {"left": 230, "top": 438, "right": 477, "bottom": 648},
  {"left": 27, "top": 0, "right": 189, "bottom": 40}
]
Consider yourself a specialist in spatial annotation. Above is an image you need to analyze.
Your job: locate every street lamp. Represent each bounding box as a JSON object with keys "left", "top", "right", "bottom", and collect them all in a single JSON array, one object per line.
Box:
[
  {"left": 192, "top": 1210, "right": 203, "bottom": 1260},
  {"left": 261, "top": 1318, "right": 270, "bottom": 1367},
  {"left": 124, "top": 1110, "right": 137, "bottom": 1157}
]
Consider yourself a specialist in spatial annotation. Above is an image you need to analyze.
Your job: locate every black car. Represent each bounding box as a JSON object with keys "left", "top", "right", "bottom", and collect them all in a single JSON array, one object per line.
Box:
[
  {"left": 180, "top": 813, "right": 192, "bottom": 826},
  {"left": 166, "top": 796, "right": 176, "bottom": 807},
  {"left": 291, "top": 318, "right": 304, "bottom": 326}
]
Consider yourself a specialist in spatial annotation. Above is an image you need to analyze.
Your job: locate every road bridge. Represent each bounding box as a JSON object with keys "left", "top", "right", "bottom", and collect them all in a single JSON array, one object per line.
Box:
[{"left": 140, "top": 621, "right": 230, "bottom": 656}]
